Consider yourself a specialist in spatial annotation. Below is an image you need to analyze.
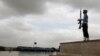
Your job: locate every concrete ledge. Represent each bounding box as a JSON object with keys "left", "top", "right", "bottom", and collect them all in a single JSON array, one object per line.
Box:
[
  {"left": 58, "top": 39, "right": 100, "bottom": 56},
  {"left": 61, "top": 39, "right": 100, "bottom": 44}
]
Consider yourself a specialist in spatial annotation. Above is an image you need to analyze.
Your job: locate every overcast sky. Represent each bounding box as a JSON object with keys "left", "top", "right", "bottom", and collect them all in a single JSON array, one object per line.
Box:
[{"left": 0, "top": 0, "right": 100, "bottom": 48}]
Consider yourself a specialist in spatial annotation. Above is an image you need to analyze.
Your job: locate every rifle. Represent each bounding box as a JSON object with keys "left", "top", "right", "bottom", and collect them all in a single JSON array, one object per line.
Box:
[{"left": 78, "top": 9, "right": 82, "bottom": 29}]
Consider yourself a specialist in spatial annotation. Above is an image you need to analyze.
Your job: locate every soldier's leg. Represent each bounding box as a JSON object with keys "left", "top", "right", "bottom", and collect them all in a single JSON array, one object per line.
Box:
[
  {"left": 85, "top": 24, "right": 89, "bottom": 41},
  {"left": 82, "top": 23, "right": 86, "bottom": 41},
  {"left": 84, "top": 37, "right": 87, "bottom": 41}
]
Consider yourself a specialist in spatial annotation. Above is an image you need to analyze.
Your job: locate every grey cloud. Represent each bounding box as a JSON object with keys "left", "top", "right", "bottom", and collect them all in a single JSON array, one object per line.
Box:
[
  {"left": 49, "top": 0, "right": 100, "bottom": 10},
  {"left": 0, "top": 17, "right": 82, "bottom": 47},
  {"left": 0, "top": 0, "right": 100, "bottom": 47},
  {"left": 64, "top": 0, "right": 100, "bottom": 9},
  {"left": 1, "top": 0, "right": 100, "bottom": 17},
  {"left": 1, "top": 0, "right": 46, "bottom": 16},
  {"left": 0, "top": 18, "right": 38, "bottom": 47}
]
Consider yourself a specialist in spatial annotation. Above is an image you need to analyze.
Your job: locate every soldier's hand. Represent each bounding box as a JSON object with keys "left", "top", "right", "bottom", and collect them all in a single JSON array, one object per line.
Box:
[
  {"left": 78, "top": 19, "right": 81, "bottom": 21},
  {"left": 79, "top": 26, "right": 81, "bottom": 29}
]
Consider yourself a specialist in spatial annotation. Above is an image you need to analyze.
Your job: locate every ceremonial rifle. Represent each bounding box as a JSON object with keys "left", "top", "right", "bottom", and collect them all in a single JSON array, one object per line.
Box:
[{"left": 78, "top": 9, "right": 82, "bottom": 29}]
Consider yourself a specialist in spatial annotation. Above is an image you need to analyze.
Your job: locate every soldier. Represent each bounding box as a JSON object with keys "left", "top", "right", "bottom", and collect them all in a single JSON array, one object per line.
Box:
[
  {"left": 78, "top": 9, "right": 89, "bottom": 41},
  {"left": 82, "top": 10, "right": 89, "bottom": 41}
]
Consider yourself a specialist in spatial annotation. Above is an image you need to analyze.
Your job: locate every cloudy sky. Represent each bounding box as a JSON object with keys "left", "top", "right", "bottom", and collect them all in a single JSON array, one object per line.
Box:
[{"left": 0, "top": 0, "right": 100, "bottom": 48}]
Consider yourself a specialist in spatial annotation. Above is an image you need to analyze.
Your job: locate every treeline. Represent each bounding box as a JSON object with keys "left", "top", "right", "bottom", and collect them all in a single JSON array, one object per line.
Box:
[
  {"left": 0, "top": 46, "right": 59, "bottom": 52},
  {"left": 0, "top": 46, "right": 5, "bottom": 51},
  {"left": 16, "top": 46, "right": 59, "bottom": 52}
]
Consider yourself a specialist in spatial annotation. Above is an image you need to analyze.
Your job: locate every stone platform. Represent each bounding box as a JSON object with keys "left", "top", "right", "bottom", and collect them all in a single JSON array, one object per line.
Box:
[{"left": 52, "top": 39, "right": 100, "bottom": 56}]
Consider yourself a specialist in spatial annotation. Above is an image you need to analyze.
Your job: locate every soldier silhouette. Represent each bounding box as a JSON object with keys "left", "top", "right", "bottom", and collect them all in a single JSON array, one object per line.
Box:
[{"left": 78, "top": 9, "right": 89, "bottom": 41}]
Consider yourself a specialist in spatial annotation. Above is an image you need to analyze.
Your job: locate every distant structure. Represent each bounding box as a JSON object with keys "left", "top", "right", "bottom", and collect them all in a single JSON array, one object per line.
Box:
[
  {"left": 33, "top": 42, "right": 37, "bottom": 47},
  {"left": 16, "top": 46, "right": 58, "bottom": 52}
]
